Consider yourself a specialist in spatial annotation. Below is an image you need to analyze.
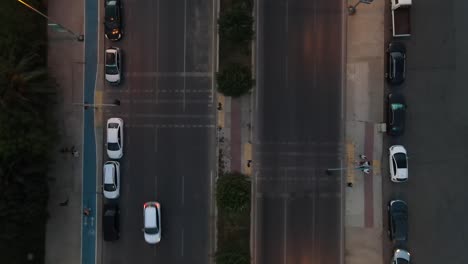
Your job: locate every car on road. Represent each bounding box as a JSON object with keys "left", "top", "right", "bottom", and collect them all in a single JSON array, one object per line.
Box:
[
  {"left": 389, "top": 145, "right": 408, "bottom": 182},
  {"left": 143, "top": 201, "right": 161, "bottom": 244},
  {"left": 103, "top": 203, "right": 120, "bottom": 241},
  {"left": 387, "top": 42, "right": 406, "bottom": 85},
  {"left": 105, "top": 47, "right": 122, "bottom": 85},
  {"left": 388, "top": 200, "right": 408, "bottom": 243},
  {"left": 106, "top": 118, "right": 123, "bottom": 159},
  {"left": 387, "top": 93, "right": 406, "bottom": 136},
  {"left": 392, "top": 248, "right": 410, "bottom": 264},
  {"left": 104, "top": 0, "right": 122, "bottom": 41},
  {"left": 103, "top": 161, "right": 120, "bottom": 199}
]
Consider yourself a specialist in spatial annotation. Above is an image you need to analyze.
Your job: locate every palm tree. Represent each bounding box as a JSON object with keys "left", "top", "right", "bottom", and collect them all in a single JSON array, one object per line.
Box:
[{"left": 0, "top": 50, "right": 55, "bottom": 115}]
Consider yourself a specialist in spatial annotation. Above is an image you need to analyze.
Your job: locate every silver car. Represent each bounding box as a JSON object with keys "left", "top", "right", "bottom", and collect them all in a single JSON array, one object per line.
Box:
[
  {"left": 103, "top": 161, "right": 120, "bottom": 199},
  {"left": 143, "top": 201, "right": 161, "bottom": 244},
  {"left": 106, "top": 118, "right": 123, "bottom": 159},
  {"left": 105, "top": 47, "right": 122, "bottom": 85}
]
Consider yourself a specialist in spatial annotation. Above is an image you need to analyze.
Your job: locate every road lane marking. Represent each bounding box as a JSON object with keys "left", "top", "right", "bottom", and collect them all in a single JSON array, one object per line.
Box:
[
  {"left": 181, "top": 228, "right": 185, "bottom": 257},
  {"left": 283, "top": 196, "right": 288, "bottom": 264},
  {"left": 183, "top": 0, "right": 187, "bottom": 112},
  {"left": 181, "top": 175, "right": 185, "bottom": 206},
  {"left": 154, "top": 127, "right": 158, "bottom": 152},
  {"left": 155, "top": 0, "right": 160, "bottom": 105}
]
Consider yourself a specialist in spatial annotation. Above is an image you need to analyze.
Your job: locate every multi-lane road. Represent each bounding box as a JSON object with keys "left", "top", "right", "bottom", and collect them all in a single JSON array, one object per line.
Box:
[
  {"left": 100, "top": 0, "right": 216, "bottom": 263},
  {"left": 253, "top": 0, "right": 345, "bottom": 263}
]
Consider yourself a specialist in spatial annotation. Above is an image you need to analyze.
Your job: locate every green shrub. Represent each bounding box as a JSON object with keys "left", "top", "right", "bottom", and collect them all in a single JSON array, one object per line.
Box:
[
  {"left": 215, "top": 246, "right": 250, "bottom": 264},
  {"left": 218, "top": 6, "right": 254, "bottom": 45},
  {"left": 216, "top": 63, "right": 253, "bottom": 97},
  {"left": 216, "top": 172, "right": 250, "bottom": 214}
]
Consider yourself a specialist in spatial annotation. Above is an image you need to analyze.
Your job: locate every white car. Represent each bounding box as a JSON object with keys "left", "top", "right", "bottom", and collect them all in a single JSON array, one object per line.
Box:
[
  {"left": 107, "top": 118, "right": 123, "bottom": 159},
  {"left": 105, "top": 47, "right": 121, "bottom": 85},
  {"left": 389, "top": 145, "right": 408, "bottom": 182},
  {"left": 392, "top": 249, "right": 410, "bottom": 264},
  {"left": 103, "top": 161, "right": 120, "bottom": 199},
  {"left": 143, "top": 202, "right": 161, "bottom": 244}
]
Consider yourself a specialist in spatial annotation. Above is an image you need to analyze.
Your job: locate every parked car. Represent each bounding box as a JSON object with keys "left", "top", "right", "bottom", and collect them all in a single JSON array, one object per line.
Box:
[
  {"left": 103, "top": 161, "right": 120, "bottom": 199},
  {"left": 387, "top": 93, "right": 406, "bottom": 136},
  {"left": 104, "top": 0, "right": 122, "bottom": 41},
  {"left": 105, "top": 47, "right": 122, "bottom": 85},
  {"left": 143, "top": 201, "right": 161, "bottom": 244},
  {"left": 106, "top": 118, "right": 123, "bottom": 159},
  {"left": 388, "top": 200, "right": 408, "bottom": 243},
  {"left": 389, "top": 145, "right": 408, "bottom": 182},
  {"left": 392, "top": 248, "right": 410, "bottom": 264},
  {"left": 387, "top": 42, "right": 406, "bottom": 85},
  {"left": 103, "top": 203, "right": 120, "bottom": 241}
]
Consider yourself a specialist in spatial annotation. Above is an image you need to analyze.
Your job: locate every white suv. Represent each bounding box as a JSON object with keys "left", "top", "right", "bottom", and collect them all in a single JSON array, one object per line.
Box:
[
  {"left": 103, "top": 161, "right": 120, "bottom": 199},
  {"left": 143, "top": 202, "right": 161, "bottom": 244},
  {"left": 106, "top": 118, "right": 123, "bottom": 159}
]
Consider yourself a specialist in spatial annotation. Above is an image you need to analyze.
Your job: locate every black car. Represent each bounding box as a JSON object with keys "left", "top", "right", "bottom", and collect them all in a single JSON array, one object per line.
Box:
[
  {"left": 387, "top": 42, "right": 406, "bottom": 85},
  {"left": 104, "top": 0, "right": 122, "bottom": 41},
  {"left": 388, "top": 200, "right": 408, "bottom": 243},
  {"left": 103, "top": 203, "right": 120, "bottom": 241},
  {"left": 387, "top": 93, "right": 406, "bottom": 136}
]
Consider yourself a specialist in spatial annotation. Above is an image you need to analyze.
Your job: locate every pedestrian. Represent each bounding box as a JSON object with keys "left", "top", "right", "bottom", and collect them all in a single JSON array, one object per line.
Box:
[
  {"left": 217, "top": 102, "right": 223, "bottom": 111},
  {"left": 83, "top": 208, "right": 90, "bottom": 216},
  {"left": 247, "top": 160, "right": 252, "bottom": 167}
]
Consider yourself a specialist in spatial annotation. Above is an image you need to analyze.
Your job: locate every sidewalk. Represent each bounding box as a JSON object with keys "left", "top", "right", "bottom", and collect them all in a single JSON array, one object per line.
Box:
[
  {"left": 345, "top": 0, "right": 386, "bottom": 264},
  {"left": 45, "top": 0, "right": 84, "bottom": 263},
  {"left": 217, "top": 93, "right": 253, "bottom": 176}
]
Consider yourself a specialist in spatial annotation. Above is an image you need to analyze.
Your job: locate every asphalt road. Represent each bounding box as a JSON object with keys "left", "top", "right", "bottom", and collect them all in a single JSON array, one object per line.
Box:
[
  {"left": 100, "top": 0, "right": 216, "bottom": 263},
  {"left": 254, "top": 0, "right": 344, "bottom": 263},
  {"left": 382, "top": 0, "right": 468, "bottom": 263}
]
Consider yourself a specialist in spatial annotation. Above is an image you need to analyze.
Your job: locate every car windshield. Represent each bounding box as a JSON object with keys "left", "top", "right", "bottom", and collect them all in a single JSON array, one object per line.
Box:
[
  {"left": 106, "top": 65, "right": 118, "bottom": 74},
  {"left": 104, "top": 183, "right": 116, "bottom": 191},
  {"left": 396, "top": 259, "right": 409, "bottom": 264},
  {"left": 394, "top": 153, "right": 407, "bottom": 168},
  {"left": 108, "top": 142, "right": 120, "bottom": 151},
  {"left": 108, "top": 123, "right": 119, "bottom": 129},
  {"left": 145, "top": 227, "right": 159, "bottom": 234}
]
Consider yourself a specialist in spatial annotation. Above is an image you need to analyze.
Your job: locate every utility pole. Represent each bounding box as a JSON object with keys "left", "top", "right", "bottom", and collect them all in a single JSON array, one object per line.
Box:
[
  {"left": 17, "top": 0, "right": 84, "bottom": 41},
  {"left": 348, "top": 0, "right": 374, "bottom": 15}
]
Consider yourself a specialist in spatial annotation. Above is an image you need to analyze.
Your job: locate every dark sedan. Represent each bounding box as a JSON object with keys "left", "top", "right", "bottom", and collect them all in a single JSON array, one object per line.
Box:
[
  {"left": 387, "top": 93, "right": 406, "bottom": 136},
  {"left": 104, "top": 0, "right": 122, "bottom": 41},
  {"left": 388, "top": 200, "right": 408, "bottom": 243},
  {"left": 387, "top": 42, "right": 406, "bottom": 85}
]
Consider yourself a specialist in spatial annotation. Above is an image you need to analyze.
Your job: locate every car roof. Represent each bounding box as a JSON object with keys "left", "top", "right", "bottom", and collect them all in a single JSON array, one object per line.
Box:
[
  {"left": 103, "top": 164, "right": 115, "bottom": 184},
  {"left": 106, "top": 51, "right": 116, "bottom": 65},
  {"left": 108, "top": 127, "right": 118, "bottom": 143},
  {"left": 144, "top": 205, "right": 157, "bottom": 228}
]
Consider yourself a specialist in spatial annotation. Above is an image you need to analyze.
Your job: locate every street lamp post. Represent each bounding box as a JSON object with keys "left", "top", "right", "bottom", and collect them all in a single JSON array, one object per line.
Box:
[
  {"left": 74, "top": 100, "right": 121, "bottom": 110},
  {"left": 17, "top": 0, "right": 84, "bottom": 41},
  {"left": 348, "top": 0, "right": 374, "bottom": 15}
]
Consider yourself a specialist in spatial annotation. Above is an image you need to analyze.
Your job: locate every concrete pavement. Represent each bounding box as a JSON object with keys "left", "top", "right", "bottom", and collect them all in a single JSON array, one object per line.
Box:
[
  {"left": 45, "top": 0, "right": 84, "bottom": 263},
  {"left": 345, "top": 0, "right": 385, "bottom": 264}
]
